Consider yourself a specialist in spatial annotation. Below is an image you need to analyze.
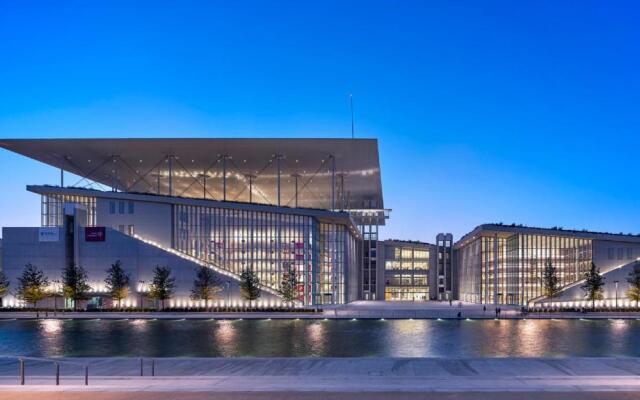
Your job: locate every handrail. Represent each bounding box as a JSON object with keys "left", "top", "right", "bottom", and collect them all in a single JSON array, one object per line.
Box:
[
  {"left": 131, "top": 234, "right": 294, "bottom": 302},
  {"left": 1, "top": 355, "right": 158, "bottom": 386}
]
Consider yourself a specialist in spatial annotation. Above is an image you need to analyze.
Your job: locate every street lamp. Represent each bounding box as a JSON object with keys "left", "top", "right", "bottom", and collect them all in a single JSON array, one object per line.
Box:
[
  {"left": 52, "top": 279, "right": 60, "bottom": 315},
  {"left": 138, "top": 280, "right": 145, "bottom": 310},
  {"left": 614, "top": 280, "right": 619, "bottom": 310}
]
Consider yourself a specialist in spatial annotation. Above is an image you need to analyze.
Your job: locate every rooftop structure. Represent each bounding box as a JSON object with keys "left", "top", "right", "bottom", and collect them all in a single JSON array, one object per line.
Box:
[{"left": 0, "top": 138, "right": 384, "bottom": 214}]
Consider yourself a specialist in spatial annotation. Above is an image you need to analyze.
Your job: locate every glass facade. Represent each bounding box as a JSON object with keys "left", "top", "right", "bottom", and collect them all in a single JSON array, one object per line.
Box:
[
  {"left": 173, "top": 204, "right": 356, "bottom": 305},
  {"left": 384, "top": 244, "right": 430, "bottom": 301},
  {"left": 506, "top": 234, "right": 591, "bottom": 305},
  {"left": 41, "top": 194, "right": 96, "bottom": 227},
  {"left": 458, "top": 232, "right": 593, "bottom": 305},
  {"left": 360, "top": 224, "right": 378, "bottom": 300}
]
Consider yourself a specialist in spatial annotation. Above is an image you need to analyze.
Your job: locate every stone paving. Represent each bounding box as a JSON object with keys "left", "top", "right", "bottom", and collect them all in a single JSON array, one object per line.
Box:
[{"left": 0, "top": 357, "right": 640, "bottom": 393}]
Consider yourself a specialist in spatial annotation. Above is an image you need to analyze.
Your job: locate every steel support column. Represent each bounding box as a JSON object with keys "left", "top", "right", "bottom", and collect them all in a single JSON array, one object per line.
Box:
[
  {"left": 222, "top": 154, "right": 230, "bottom": 202},
  {"left": 292, "top": 173, "right": 301, "bottom": 208},
  {"left": 111, "top": 155, "right": 118, "bottom": 192},
  {"left": 276, "top": 154, "right": 284, "bottom": 207},
  {"left": 168, "top": 155, "right": 173, "bottom": 196},
  {"left": 203, "top": 172, "right": 207, "bottom": 199},
  {"left": 331, "top": 155, "right": 336, "bottom": 210}
]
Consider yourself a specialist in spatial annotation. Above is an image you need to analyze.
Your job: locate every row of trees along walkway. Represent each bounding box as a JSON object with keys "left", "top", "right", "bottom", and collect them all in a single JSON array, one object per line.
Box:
[
  {"left": 542, "top": 260, "right": 640, "bottom": 309},
  {"left": 0, "top": 261, "right": 302, "bottom": 310}
]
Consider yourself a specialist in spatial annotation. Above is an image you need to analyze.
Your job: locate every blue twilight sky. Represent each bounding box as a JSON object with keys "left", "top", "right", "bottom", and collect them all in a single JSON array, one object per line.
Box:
[{"left": 0, "top": 1, "right": 639, "bottom": 242}]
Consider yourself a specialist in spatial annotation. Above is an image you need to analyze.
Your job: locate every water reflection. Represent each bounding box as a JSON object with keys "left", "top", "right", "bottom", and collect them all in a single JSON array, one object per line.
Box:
[
  {"left": 306, "top": 321, "right": 326, "bottom": 356},
  {"left": 387, "top": 320, "right": 433, "bottom": 357},
  {"left": 38, "top": 319, "right": 64, "bottom": 356},
  {"left": 0, "top": 319, "right": 638, "bottom": 358},
  {"left": 214, "top": 320, "right": 237, "bottom": 357},
  {"left": 130, "top": 319, "right": 149, "bottom": 333}
]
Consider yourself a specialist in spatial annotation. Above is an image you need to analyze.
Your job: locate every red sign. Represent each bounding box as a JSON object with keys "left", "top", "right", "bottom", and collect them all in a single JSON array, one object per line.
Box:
[{"left": 85, "top": 227, "right": 106, "bottom": 242}]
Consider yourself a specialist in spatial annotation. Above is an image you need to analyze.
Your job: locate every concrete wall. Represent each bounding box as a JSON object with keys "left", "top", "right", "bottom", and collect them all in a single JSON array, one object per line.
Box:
[
  {"left": 1, "top": 227, "right": 66, "bottom": 307},
  {"left": 592, "top": 239, "right": 640, "bottom": 273},
  {"left": 0, "top": 226, "right": 280, "bottom": 308},
  {"left": 96, "top": 197, "right": 173, "bottom": 248},
  {"left": 534, "top": 259, "right": 640, "bottom": 308}
]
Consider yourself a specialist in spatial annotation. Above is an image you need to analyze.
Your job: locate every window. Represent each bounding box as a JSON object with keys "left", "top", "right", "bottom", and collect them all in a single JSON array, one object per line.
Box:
[
  {"left": 413, "top": 275, "right": 428, "bottom": 285},
  {"left": 413, "top": 261, "right": 429, "bottom": 270},
  {"left": 118, "top": 201, "right": 125, "bottom": 214},
  {"left": 109, "top": 201, "right": 116, "bottom": 214},
  {"left": 414, "top": 250, "right": 429, "bottom": 259},
  {"left": 608, "top": 248, "right": 615, "bottom": 260},
  {"left": 128, "top": 225, "right": 135, "bottom": 235},
  {"left": 128, "top": 201, "right": 134, "bottom": 214},
  {"left": 618, "top": 248, "right": 624, "bottom": 260},
  {"left": 118, "top": 224, "right": 125, "bottom": 232},
  {"left": 401, "top": 248, "right": 413, "bottom": 259},
  {"left": 394, "top": 248, "right": 402, "bottom": 259},
  {"left": 385, "top": 261, "right": 401, "bottom": 270}
]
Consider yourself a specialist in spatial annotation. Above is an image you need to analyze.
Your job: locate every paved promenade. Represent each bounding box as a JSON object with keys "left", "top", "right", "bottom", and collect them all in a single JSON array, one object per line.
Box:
[
  {"left": 0, "top": 357, "right": 640, "bottom": 399},
  {"left": 1, "top": 301, "right": 640, "bottom": 320}
]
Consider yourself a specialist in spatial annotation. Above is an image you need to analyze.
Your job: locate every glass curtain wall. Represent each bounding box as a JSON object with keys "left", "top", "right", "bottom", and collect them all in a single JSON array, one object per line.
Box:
[
  {"left": 481, "top": 236, "right": 507, "bottom": 304},
  {"left": 460, "top": 233, "right": 593, "bottom": 305},
  {"left": 41, "top": 194, "right": 96, "bottom": 227},
  {"left": 173, "top": 204, "right": 354, "bottom": 305},
  {"left": 384, "top": 245, "right": 430, "bottom": 301},
  {"left": 458, "top": 238, "right": 482, "bottom": 303},
  {"left": 507, "top": 234, "right": 592, "bottom": 304}
]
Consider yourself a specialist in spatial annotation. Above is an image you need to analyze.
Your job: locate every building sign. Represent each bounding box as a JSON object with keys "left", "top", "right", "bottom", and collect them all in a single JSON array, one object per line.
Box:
[
  {"left": 85, "top": 227, "right": 106, "bottom": 242},
  {"left": 38, "top": 227, "right": 59, "bottom": 242}
]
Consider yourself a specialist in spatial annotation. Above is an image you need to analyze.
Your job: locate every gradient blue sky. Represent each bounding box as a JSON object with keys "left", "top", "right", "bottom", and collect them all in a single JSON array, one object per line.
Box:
[{"left": 1, "top": 1, "right": 639, "bottom": 242}]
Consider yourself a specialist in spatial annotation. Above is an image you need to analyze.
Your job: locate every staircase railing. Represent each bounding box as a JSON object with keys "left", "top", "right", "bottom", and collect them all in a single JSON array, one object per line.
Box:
[{"left": 131, "top": 234, "right": 284, "bottom": 299}]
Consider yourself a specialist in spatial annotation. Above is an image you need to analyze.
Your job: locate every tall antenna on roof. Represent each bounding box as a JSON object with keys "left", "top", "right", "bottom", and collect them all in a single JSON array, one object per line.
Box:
[{"left": 350, "top": 94, "right": 355, "bottom": 139}]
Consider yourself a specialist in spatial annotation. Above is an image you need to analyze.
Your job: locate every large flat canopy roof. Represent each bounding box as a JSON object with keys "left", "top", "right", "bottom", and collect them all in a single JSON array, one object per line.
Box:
[{"left": 1, "top": 138, "right": 384, "bottom": 210}]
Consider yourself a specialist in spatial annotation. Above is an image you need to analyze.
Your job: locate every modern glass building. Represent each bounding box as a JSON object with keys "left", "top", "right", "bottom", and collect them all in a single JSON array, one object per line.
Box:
[
  {"left": 2, "top": 138, "right": 640, "bottom": 309},
  {"left": 379, "top": 240, "right": 434, "bottom": 301},
  {"left": 456, "top": 224, "right": 640, "bottom": 305},
  {"left": 0, "top": 138, "right": 385, "bottom": 307}
]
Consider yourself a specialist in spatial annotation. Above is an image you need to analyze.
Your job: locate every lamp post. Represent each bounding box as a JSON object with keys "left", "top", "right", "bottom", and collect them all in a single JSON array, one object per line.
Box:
[
  {"left": 614, "top": 280, "right": 619, "bottom": 310},
  {"left": 53, "top": 279, "right": 60, "bottom": 315},
  {"left": 138, "top": 280, "right": 145, "bottom": 310}
]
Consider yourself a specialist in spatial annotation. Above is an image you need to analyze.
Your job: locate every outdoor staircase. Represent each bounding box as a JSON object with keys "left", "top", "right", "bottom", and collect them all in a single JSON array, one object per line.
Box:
[{"left": 131, "top": 234, "right": 284, "bottom": 299}]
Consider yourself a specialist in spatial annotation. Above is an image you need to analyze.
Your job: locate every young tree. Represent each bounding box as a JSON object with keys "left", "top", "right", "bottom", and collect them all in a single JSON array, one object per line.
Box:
[
  {"left": 17, "top": 263, "right": 49, "bottom": 308},
  {"left": 191, "top": 266, "right": 223, "bottom": 309},
  {"left": 239, "top": 268, "right": 261, "bottom": 308},
  {"left": 0, "top": 272, "right": 9, "bottom": 308},
  {"left": 542, "top": 259, "right": 560, "bottom": 298},
  {"left": 277, "top": 265, "right": 298, "bottom": 307},
  {"left": 62, "top": 262, "right": 91, "bottom": 310},
  {"left": 148, "top": 265, "right": 175, "bottom": 310},
  {"left": 104, "top": 260, "right": 130, "bottom": 309},
  {"left": 581, "top": 262, "right": 605, "bottom": 310},
  {"left": 626, "top": 261, "right": 640, "bottom": 308}
]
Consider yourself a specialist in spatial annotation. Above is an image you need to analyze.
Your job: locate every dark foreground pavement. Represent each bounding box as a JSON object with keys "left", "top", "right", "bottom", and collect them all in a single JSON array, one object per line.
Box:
[
  {"left": 2, "top": 358, "right": 640, "bottom": 399},
  {"left": 1, "top": 392, "right": 640, "bottom": 400}
]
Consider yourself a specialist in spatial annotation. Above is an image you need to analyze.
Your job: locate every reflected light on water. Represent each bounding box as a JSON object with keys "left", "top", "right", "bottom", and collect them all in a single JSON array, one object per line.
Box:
[
  {"left": 610, "top": 319, "right": 629, "bottom": 334},
  {"left": 130, "top": 319, "right": 148, "bottom": 333},
  {"left": 40, "top": 319, "right": 62, "bottom": 334},
  {"left": 39, "top": 319, "right": 64, "bottom": 356},
  {"left": 387, "top": 320, "right": 432, "bottom": 357},
  {"left": 306, "top": 322, "right": 326, "bottom": 355},
  {"left": 514, "top": 319, "right": 544, "bottom": 357},
  {"left": 215, "top": 320, "right": 237, "bottom": 357}
]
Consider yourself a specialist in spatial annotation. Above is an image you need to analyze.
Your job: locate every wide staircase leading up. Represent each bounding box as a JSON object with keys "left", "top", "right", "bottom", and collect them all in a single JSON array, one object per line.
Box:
[{"left": 131, "top": 233, "right": 283, "bottom": 299}]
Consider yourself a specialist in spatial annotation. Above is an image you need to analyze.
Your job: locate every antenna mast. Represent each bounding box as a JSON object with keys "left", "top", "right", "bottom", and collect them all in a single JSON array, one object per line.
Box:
[{"left": 350, "top": 94, "right": 355, "bottom": 139}]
